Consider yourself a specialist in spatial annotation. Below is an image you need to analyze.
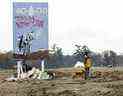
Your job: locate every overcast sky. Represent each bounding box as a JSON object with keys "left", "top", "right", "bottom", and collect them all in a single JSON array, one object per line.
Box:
[{"left": 0, "top": 0, "right": 123, "bottom": 54}]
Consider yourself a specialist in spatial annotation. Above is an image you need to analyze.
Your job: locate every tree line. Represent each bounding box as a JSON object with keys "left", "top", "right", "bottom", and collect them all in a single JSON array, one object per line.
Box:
[{"left": 0, "top": 45, "right": 123, "bottom": 69}]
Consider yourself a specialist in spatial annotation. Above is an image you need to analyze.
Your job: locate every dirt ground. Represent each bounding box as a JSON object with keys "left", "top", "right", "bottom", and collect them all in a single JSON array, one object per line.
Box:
[{"left": 0, "top": 67, "right": 123, "bottom": 96}]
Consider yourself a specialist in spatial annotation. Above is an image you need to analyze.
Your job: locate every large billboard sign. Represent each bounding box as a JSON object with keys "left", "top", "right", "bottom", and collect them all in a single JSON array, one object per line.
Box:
[{"left": 13, "top": 2, "right": 48, "bottom": 54}]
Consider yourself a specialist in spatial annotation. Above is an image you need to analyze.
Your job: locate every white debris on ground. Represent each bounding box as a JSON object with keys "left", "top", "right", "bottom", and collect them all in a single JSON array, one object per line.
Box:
[
  {"left": 30, "top": 68, "right": 50, "bottom": 80},
  {"left": 5, "top": 59, "right": 55, "bottom": 81},
  {"left": 5, "top": 75, "right": 18, "bottom": 81},
  {"left": 6, "top": 67, "right": 53, "bottom": 81},
  {"left": 74, "top": 61, "right": 85, "bottom": 68}
]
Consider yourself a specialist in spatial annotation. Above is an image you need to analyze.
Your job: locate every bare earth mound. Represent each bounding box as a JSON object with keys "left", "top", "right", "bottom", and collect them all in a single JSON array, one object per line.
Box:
[{"left": 0, "top": 67, "right": 123, "bottom": 96}]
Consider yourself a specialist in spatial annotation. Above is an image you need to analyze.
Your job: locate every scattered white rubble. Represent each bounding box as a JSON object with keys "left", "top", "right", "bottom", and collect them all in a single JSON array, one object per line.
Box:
[{"left": 74, "top": 61, "right": 85, "bottom": 68}]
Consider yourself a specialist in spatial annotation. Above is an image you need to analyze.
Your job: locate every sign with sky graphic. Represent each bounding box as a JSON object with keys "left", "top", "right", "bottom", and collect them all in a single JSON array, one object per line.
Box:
[{"left": 13, "top": 2, "right": 48, "bottom": 53}]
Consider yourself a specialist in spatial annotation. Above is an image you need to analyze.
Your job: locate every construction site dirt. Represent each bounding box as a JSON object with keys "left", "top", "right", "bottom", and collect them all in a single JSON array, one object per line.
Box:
[{"left": 0, "top": 67, "right": 123, "bottom": 96}]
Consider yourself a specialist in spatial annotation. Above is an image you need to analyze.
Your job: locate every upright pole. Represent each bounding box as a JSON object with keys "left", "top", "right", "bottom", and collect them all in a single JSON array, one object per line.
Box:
[
  {"left": 41, "top": 59, "right": 45, "bottom": 72},
  {"left": 17, "top": 60, "right": 23, "bottom": 79}
]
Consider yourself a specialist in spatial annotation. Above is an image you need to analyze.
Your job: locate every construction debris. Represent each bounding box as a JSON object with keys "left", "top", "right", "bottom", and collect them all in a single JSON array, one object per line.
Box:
[{"left": 6, "top": 67, "right": 55, "bottom": 82}]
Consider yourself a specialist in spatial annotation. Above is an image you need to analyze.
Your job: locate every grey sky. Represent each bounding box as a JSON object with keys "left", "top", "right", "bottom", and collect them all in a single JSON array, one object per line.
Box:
[
  {"left": 49, "top": 0, "right": 123, "bottom": 54},
  {"left": 0, "top": 0, "right": 123, "bottom": 54}
]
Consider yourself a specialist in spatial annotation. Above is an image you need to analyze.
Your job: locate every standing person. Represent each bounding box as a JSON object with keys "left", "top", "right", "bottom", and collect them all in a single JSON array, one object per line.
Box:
[{"left": 84, "top": 53, "right": 92, "bottom": 80}]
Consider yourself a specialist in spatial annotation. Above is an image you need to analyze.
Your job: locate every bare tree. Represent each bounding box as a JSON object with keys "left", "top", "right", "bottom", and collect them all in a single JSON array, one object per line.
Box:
[{"left": 73, "top": 45, "right": 91, "bottom": 62}]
